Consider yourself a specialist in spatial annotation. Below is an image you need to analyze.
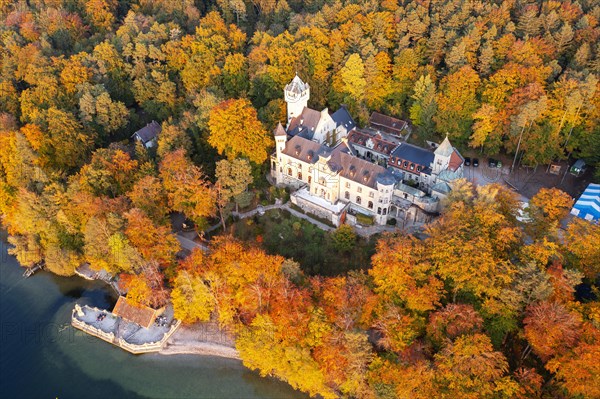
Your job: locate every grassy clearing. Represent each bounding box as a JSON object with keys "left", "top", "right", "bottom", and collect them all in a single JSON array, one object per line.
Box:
[{"left": 231, "top": 209, "right": 377, "bottom": 276}]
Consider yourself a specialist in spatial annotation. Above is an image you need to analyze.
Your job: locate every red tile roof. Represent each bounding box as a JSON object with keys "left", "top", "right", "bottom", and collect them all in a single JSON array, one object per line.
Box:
[
  {"left": 113, "top": 296, "right": 160, "bottom": 329},
  {"left": 369, "top": 112, "right": 408, "bottom": 136},
  {"left": 448, "top": 149, "right": 464, "bottom": 172}
]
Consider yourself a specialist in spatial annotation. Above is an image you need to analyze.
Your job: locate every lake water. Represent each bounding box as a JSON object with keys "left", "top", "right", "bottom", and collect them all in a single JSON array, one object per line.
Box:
[{"left": 0, "top": 234, "right": 307, "bottom": 399}]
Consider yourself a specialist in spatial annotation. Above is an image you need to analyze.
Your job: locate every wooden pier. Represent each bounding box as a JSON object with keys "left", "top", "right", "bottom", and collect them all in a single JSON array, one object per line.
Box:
[{"left": 23, "top": 263, "right": 44, "bottom": 278}]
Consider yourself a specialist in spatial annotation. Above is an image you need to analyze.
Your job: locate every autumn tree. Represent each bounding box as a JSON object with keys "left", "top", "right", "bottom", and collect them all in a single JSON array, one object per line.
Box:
[
  {"left": 124, "top": 208, "right": 180, "bottom": 266},
  {"left": 426, "top": 182, "right": 520, "bottom": 303},
  {"left": 434, "top": 66, "right": 481, "bottom": 144},
  {"left": 208, "top": 99, "right": 272, "bottom": 164},
  {"left": 523, "top": 301, "right": 582, "bottom": 362},
  {"left": 127, "top": 175, "right": 169, "bottom": 224},
  {"left": 427, "top": 304, "right": 483, "bottom": 348},
  {"left": 370, "top": 234, "right": 444, "bottom": 313},
  {"left": 526, "top": 188, "right": 573, "bottom": 238},
  {"left": 171, "top": 270, "right": 214, "bottom": 323},
  {"left": 159, "top": 149, "right": 216, "bottom": 227},
  {"left": 215, "top": 158, "right": 253, "bottom": 229},
  {"left": 563, "top": 218, "right": 600, "bottom": 279},
  {"left": 329, "top": 224, "right": 357, "bottom": 254},
  {"left": 546, "top": 324, "right": 600, "bottom": 398},
  {"left": 433, "top": 334, "right": 517, "bottom": 398},
  {"left": 409, "top": 75, "right": 437, "bottom": 142}
]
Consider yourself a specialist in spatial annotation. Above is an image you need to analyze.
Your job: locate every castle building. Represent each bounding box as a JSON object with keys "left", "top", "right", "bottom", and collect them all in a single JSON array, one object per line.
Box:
[{"left": 271, "top": 75, "right": 464, "bottom": 227}]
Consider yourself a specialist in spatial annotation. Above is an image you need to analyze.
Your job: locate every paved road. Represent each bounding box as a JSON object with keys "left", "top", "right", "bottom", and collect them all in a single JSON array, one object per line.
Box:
[{"left": 176, "top": 234, "right": 208, "bottom": 252}]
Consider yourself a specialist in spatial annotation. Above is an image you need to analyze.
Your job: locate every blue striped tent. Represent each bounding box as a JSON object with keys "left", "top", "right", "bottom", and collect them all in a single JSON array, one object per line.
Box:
[{"left": 571, "top": 183, "right": 600, "bottom": 222}]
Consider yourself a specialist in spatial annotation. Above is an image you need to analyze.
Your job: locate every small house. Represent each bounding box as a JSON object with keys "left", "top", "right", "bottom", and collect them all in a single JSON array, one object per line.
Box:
[
  {"left": 113, "top": 296, "right": 165, "bottom": 329},
  {"left": 132, "top": 121, "right": 161, "bottom": 148}
]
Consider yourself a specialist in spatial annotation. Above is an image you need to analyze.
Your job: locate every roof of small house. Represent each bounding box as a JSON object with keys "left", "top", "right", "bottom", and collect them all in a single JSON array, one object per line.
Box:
[
  {"left": 369, "top": 112, "right": 408, "bottom": 136},
  {"left": 113, "top": 296, "right": 160, "bottom": 329},
  {"left": 390, "top": 142, "right": 435, "bottom": 167},
  {"left": 287, "top": 107, "right": 322, "bottom": 140},
  {"left": 331, "top": 106, "right": 356, "bottom": 131},
  {"left": 132, "top": 121, "right": 161, "bottom": 143}
]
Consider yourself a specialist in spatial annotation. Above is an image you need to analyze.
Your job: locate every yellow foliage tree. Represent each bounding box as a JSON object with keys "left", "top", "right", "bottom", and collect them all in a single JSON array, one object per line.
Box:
[{"left": 208, "top": 98, "right": 272, "bottom": 164}]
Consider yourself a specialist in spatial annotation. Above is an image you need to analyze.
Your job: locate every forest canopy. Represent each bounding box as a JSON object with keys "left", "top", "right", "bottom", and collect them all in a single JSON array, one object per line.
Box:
[{"left": 1, "top": 0, "right": 600, "bottom": 398}]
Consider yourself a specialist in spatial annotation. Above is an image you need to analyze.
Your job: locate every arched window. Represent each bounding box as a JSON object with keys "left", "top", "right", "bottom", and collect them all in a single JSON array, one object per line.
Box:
[
  {"left": 356, "top": 196, "right": 362, "bottom": 205},
  {"left": 272, "top": 161, "right": 276, "bottom": 170},
  {"left": 383, "top": 208, "right": 387, "bottom": 215},
  {"left": 368, "top": 201, "right": 373, "bottom": 209},
  {"left": 377, "top": 207, "right": 382, "bottom": 215},
  {"left": 288, "top": 168, "right": 292, "bottom": 176},
  {"left": 298, "top": 171, "right": 302, "bottom": 180},
  {"left": 345, "top": 191, "right": 350, "bottom": 200}
]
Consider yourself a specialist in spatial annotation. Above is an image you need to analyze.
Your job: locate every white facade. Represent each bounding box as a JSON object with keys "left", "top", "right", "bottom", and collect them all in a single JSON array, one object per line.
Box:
[
  {"left": 273, "top": 134, "right": 395, "bottom": 226},
  {"left": 284, "top": 75, "right": 310, "bottom": 123}
]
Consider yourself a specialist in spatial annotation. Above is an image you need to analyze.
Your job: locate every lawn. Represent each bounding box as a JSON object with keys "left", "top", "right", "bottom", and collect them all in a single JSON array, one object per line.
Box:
[{"left": 231, "top": 209, "right": 377, "bottom": 276}]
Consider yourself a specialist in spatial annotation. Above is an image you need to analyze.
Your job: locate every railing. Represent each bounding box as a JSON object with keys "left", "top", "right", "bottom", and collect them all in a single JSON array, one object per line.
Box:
[
  {"left": 118, "top": 320, "right": 182, "bottom": 354},
  {"left": 71, "top": 304, "right": 182, "bottom": 354},
  {"left": 71, "top": 314, "right": 116, "bottom": 344}
]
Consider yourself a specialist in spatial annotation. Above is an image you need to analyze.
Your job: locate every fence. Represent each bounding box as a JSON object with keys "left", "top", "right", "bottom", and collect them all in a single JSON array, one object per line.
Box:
[
  {"left": 118, "top": 320, "right": 182, "bottom": 354},
  {"left": 71, "top": 305, "right": 182, "bottom": 354}
]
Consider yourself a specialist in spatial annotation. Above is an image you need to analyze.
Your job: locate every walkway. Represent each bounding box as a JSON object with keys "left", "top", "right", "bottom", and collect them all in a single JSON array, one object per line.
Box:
[
  {"left": 176, "top": 233, "right": 208, "bottom": 252},
  {"left": 190, "top": 200, "right": 405, "bottom": 245},
  {"left": 230, "top": 201, "right": 335, "bottom": 232}
]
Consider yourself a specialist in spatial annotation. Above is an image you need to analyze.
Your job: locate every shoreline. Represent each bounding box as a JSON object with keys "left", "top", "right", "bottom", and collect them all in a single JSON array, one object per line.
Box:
[
  {"left": 158, "top": 323, "right": 240, "bottom": 360},
  {"left": 3, "top": 232, "right": 241, "bottom": 362},
  {"left": 159, "top": 341, "right": 240, "bottom": 360}
]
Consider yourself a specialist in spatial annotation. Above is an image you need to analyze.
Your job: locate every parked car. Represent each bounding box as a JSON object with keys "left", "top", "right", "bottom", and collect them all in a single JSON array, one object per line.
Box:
[
  {"left": 472, "top": 158, "right": 479, "bottom": 167},
  {"left": 488, "top": 158, "right": 502, "bottom": 168},
  {"left": 464, "top": 157, "right": 471, "bottom": 166},
  {"left": 570, "top": 159, "right": 587, "bottom": 176}
]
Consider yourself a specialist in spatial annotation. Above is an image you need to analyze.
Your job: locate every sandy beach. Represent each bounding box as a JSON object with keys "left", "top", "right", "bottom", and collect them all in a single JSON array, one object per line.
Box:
[{"left": 159, "top": 323, "right": 240, "bottom": 360}]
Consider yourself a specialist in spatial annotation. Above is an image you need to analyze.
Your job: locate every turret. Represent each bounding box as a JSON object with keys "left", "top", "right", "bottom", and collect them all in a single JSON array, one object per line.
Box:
[
  {"left": 432, "top": 135, "right": 453, "bottom": 175},
  {"left": 284, "top": 74, "right": 310, "bottom": 124},
  {"left": 274, "top": 122, "right": 287, "bottom": 157}
]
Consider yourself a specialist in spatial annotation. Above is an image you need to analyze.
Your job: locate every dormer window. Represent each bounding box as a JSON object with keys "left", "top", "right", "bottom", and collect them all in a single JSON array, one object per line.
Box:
[
  {"left": 403, "top": 161, "right": 408, "bottom": 168},
  {"left": 417, "top": 166, "right": 421, "bottom": 172},
  {"left": 363, "top": 171, "right": 370, "bottom": 182},
  {"left": 295, "top": 145, "right": 301, "bottom": 156},
  {"left": 410, "top": 164, "right": 415, "bottom": 170}
]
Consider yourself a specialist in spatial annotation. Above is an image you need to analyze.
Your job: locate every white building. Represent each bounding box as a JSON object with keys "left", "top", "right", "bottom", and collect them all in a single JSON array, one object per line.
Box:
[{"left": 271, "top": 75, "right": 464, "bottom": 227}]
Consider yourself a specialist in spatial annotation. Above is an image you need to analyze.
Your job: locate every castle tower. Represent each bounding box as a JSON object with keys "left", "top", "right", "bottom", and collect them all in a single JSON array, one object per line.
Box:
[
  {"left": 432, "top": 135, "right": 453, "bottom": 175},
  {"left": 284, "top": 74, "right": 310, "bottom": 124}
]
